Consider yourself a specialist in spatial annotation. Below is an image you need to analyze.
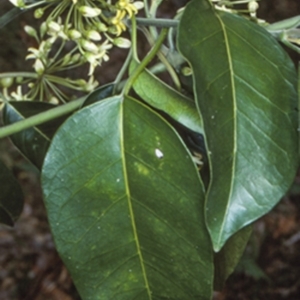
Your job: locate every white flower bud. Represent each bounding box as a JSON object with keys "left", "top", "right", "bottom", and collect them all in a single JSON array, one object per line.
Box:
[
  {"left": 0, "top": 77, "right": 13, "bottom": 88},
  {"left": 113, "top": 37, "right": 131, "bottom": 48},
  {"left": 79, "top": 6, "right": 101, "bottom": 18},
  {"left": 95, "top": 22, "right": 107, "bottom": 32},
  {"left": 71, "top": 53, "right": 81, "bottom": 63},
  {"left": 48, "top": 21, "right": 61, "bottom": 33},
  {"left": 62, "top": 53, "right": 72, "bottom": 65},
  {"left": 33, "top": 59, "right": 45, "bottom": 75},
  {"left": 133, "top": 1, "right": 144, "bottom": 10},
  {"left": 40, "top": 22, "right": 47, "bottom": 37},
  {"left": 81, "top": 39, "right": 99, "bottom": 53},
  {"left": 248, "top": 1, "right": 259, "bottom": 14},
  {"left": 49, "top": 97, "right": 59, "bottom": 104},
  {"left": 16, "top": 76, "right": 23, "bottom": 84},
  {"left": 68, "top": 29, "right": 82, "bottom": 39},
  {"left": 24, "top": 26, "right": 37, "bottom": 38},
  {"left": 86, "top": 30, "right": 101, "bottom": 41},
  {"left": 34, "top": 8, "right": 44, "bottom": 19},
  {"left": 74, "top": 79, "right": 87, "bottom": 87},
  {"left": 181, "top": 66, "right": 192, "bottom": 76}
]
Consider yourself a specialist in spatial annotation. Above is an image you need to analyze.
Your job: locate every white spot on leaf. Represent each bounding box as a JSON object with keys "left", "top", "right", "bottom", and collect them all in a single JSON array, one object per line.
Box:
[{"left": 155, "top": 148, "right": 164, "bottom": 159}]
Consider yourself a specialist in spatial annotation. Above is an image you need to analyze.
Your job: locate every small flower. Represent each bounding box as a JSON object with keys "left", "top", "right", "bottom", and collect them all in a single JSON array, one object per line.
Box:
[
  {"left": 26, "top": 48, "right": 40, "bottom": 60},
  {"left": 110, "top": 10, "right": 127, "bottom": 36},
  {"left": 11, "top": 86, "right": 27, "bottom": 101},
  {"left": 26, "top": 41, "right": 50, "bottom": 61},
  {"left": 84, "top": 41, "right": 112, "bottom": 75},
  {"left": 116, "top": 0, "right": 143, "bottom": 18},
  {"left": 84, "top": 53, "right": 102, "bottom": 75},
  {"left": 83, "top": 76, "right": 99, "bottom": 92},
  {"left": 47, "top": 19, "right": 69, "bottom": 40}
]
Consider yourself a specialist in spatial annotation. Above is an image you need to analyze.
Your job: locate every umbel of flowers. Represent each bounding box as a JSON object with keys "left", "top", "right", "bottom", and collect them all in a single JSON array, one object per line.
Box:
[{"left": 5, "top": 0, "right": 143, "bottom": 102}]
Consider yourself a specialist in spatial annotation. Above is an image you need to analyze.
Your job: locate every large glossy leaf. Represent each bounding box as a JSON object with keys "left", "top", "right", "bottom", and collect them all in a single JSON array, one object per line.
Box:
[
  {"left": 2, "top": 101, "right": 69, "bottom": 169},
  {"left": 178, "top": 0, "right": 299, "bottom": 251},
  {"left": 42, "top": 96, "right": 213, "bottom": 299},
  {"left": 0, "top": 159, "right": 23, "bottom": 226},
  {"left": 130, "top": 60, "right": 204, "bottom": 134}
]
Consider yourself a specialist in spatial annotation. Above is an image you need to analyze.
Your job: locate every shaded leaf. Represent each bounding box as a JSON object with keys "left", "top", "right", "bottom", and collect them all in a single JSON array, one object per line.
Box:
[
  {"left": 130, "top": 59, "right": 204, "bottom": 134},
  {"left": 214, "top": 225, "right": 252, "bottom": 290},
  {"left": 2, "top": 101, "right": 69, "bottom": 169},
  {"left": 82, "top": 83, "right": 114, "bottom": 108},
  {"left": 0, "top": 7, "right": 25, "bottom": 28},
  {"left": 178, "top": 0, "right": 299, "bottom": 251},
  {"left": 42, "top": 95, "right": 213, "bottom": 299},
  {"left": 0, "top": 159, "right": 23, "bottom": 226}
]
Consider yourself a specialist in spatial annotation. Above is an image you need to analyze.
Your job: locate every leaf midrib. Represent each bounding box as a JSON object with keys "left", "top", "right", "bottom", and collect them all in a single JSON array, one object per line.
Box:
[
  {"left": 213, "top": 12, "right": 237, "bottom": 251},
  {"left": 120, "top": 99, "right": 152, "bottom": 299}
]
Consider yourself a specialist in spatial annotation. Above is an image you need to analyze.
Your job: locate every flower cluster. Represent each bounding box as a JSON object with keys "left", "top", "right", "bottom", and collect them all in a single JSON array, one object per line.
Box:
[{"left": 5, "top": 0, "right": 144, "bottom": 102}]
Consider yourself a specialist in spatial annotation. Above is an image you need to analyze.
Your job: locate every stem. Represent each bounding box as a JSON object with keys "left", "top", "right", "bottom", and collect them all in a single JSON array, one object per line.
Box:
[
  {"left": 143, "top": 0, "right": 150, "bottom": 18},
  {"left": 123, "top": 27, "right": 168, "bottom": 95},
  {"left": 131, "top": 16, "right": 138, "bottom": 59},
  {"left": 0, "top": 72, "right": 38, "bottom": 79},
  {"left": 23, "top": 0, "right": 48, "bottom": 9},
  {"left": 143, "top": 29, "right": 181, "bottom": 90},
  {"left": 114, "top": 47, "right": 133, "bottom": 92},
  {"left": 157, "top": 51, "right": 181, "bottom": 90},
  {"left": 134, "top": 18, "right": 179, "bottom": 28},
  {"left": 0, "top": 97, "right": 85, "bottom": 139}
]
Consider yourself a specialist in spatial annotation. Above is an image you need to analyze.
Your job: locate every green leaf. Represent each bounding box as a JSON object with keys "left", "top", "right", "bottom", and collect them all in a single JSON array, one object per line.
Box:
[
  {"left": 130, "top": 59, "right": 204, "bottom": 134},
  {"left": 0, "top": 7, "right": 24, "bottom": 28},
  {"left": 42, "top": 95, "right": 213, "bottom": 299},
  {"left": 178, "top": 0, "right": 299, "bottom": 251},
  {"left": 0, "top": 159, "right": 23, "bottom": 226},
  {"left": 213, "top": 225, "right": 252, "bottom": 290},
  {"left": 2, "top": 101, "right": 69, "bottom": 169}
]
